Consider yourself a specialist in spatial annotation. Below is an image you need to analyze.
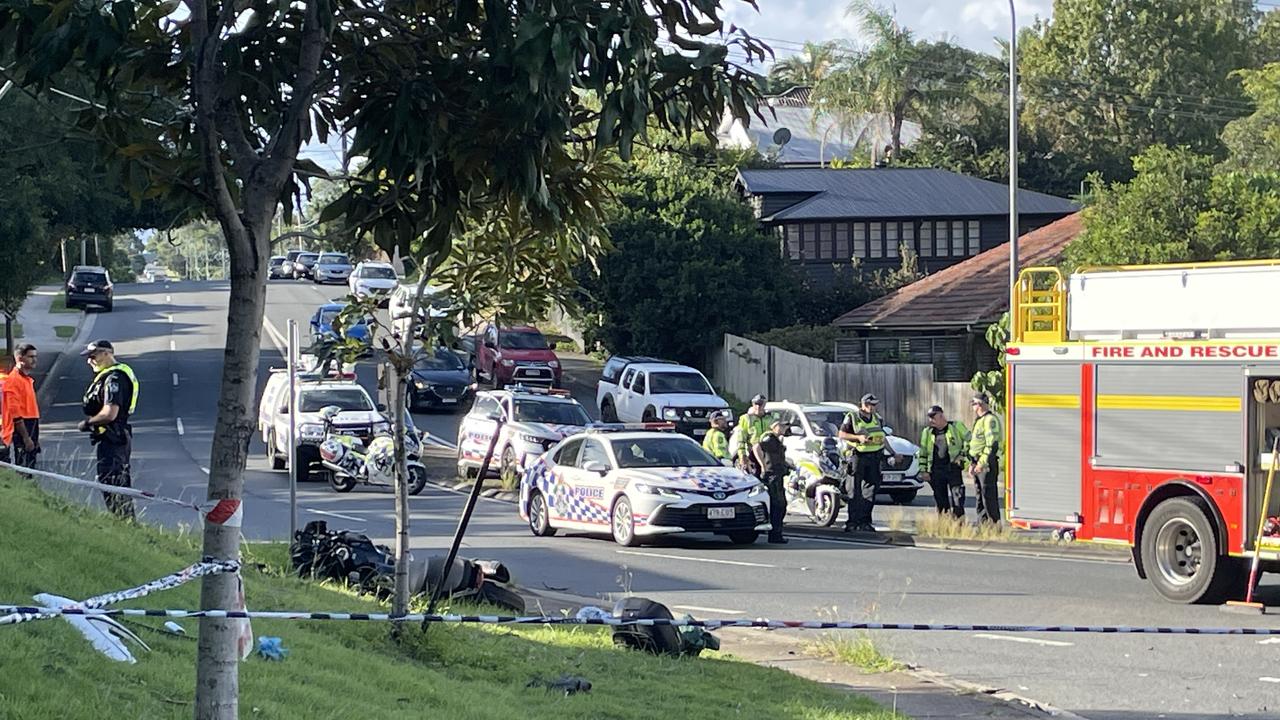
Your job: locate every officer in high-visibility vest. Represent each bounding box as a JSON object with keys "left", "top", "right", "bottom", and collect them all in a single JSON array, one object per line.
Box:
[
  {"left": 967, "top": 393, "right": 1002, "bottom": 524},
  {"left": 917, "top": 405, "right": 968, "bottom": 518},
  {"left": 78, "top": 340, "right": 139, "bottom": 519},
  {"left": 736, "top": 394, "right": 772, "bottom": 477},
  {"left": 702, "top": 410, "right": 731, "bottom": 463},
  {"left": 837, "top": 393, "right": 886, "bottom": 533}
]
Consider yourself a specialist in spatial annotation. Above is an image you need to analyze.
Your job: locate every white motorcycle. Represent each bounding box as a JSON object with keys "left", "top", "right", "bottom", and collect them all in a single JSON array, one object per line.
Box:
[
  {"left": 784, "top": 436, "right": 847, "bottom": 527},
  {"left": 316, "top": 405, "right": 428, "bottom": 495}
]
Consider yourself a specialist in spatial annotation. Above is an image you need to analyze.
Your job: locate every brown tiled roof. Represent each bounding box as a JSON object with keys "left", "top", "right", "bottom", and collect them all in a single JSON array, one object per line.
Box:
[{"left": 833, "top": 213, "right": 1083, "bottom": 329}]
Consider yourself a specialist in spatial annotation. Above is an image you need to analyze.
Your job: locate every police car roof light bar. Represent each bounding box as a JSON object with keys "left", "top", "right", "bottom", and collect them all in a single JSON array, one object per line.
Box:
[{"left": 584, "top": 422, "right": 678, "bottom": 433}]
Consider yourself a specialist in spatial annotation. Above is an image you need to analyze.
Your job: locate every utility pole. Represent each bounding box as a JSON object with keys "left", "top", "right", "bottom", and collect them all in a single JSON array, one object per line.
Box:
[{"left": 1008, "top": 0, "right": 1019, "bottom": 312}]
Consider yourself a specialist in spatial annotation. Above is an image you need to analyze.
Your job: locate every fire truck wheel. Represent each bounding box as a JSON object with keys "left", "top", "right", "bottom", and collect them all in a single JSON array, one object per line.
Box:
[{"left": 1141, "top": 497, "right": 1232, "bottom": 604}]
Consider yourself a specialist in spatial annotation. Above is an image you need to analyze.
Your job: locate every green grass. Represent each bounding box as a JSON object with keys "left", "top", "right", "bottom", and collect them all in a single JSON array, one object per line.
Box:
[
  {"left": 48, "top": 295, "right": 79, "bottom": 314},
  {"left": 806, "top": 635, "right": 904, "bottom": 674},
  {"left": 0, "top": 475, "right": 894, "bottom": 720},
  {"left": 6, "top": 322, "right": 22, "bottom": 339},
  {"left": 883, "top": 509, "right": 1054, "bottom": 544},
  {"left": 54, "top": 325, "right": 76, "bottom": 339}
]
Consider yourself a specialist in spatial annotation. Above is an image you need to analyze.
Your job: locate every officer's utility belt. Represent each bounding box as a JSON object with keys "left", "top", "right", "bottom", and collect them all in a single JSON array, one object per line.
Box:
[{"left": 90, "top": 423, "right": 132, "bottom": 445}]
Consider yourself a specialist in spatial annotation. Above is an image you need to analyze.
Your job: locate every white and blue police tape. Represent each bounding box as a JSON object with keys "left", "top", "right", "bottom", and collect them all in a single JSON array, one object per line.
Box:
[{"left": 1, "top": 608, "right": 1279, "bottom": 635}]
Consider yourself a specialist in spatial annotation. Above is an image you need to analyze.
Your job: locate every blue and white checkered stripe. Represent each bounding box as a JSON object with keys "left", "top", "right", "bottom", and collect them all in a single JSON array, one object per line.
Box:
[{"left": 663, "top": 468, "right": 748, "bottom": 493}]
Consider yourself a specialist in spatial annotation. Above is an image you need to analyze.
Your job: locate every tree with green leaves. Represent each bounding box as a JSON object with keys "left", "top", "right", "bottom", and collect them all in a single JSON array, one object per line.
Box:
[
  {"left": 1021, "top": 0, "right": 1260, "bottom": 181},
  {"left": 0, "top": 178, "right": 49, "bottom": 355},
  {"left": 1, "top": 1, "right": 766, "bottom": 714},
  {"left": 767, "top": 41, "right": 839, "bottom": 91},
  {"left": 1220, "top": 63, "right": 1280, "bottom": 170}
]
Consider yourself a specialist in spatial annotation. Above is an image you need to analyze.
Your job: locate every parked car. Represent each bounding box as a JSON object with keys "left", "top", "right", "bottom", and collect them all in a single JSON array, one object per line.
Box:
[
  {"left": 595, "top": 361, "right": 728, "bottom": 438},
  {"left": 456, "top": 386, "right": 591, "bottom": 482},
  {"left": 268, "top": 256, "right": 288, "bottom": 279},
  {"left": 257, "top": 369, "right": 389, "bottom": 481},
  {"left": 309, "top": 302, "right": 371, "bottom": 346},
  {"left": 409, "top": 345, "right": 474, "bottom": 410},
  {"left": 519, "top": 427, "right": 770, "bottom": 546},
  {"left": 312, "top": 252, "right": 353, "bottom": 284},
  {"left": 65, "top": 265, "right": 114, "bottom": 311},
  {"left": 281, "top": 249, "right": 305, "bottom": 278},
  {"left": 469, "top": 324, "right": 561, "bottom": 389},
  {"left": 349, "top": 262, "right": 399, "bottom": 304},
  {"left": 293, "top": 252, "right": 320, "bottom": 280},
  {"left": 388, "top": 282, "right": 453, "bottom": 339}
]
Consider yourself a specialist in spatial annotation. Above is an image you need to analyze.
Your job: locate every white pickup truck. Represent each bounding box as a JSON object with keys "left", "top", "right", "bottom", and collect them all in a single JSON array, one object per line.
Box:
[
  {"left": 257, "top": 369, "right": 389, "bottom": 481},
  {"left": 595, "top": 357, "right": 729, "bottom": 438}
]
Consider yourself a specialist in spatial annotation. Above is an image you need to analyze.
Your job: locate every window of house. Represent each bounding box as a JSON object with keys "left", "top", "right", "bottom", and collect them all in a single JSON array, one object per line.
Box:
[
  {"left": 951, "top": 220, "right": 965, "bottom": 256},
  {"left": 934, "top": 221, "right": 949, "bottom": 257},
  {"left": 803, "top": 223, "right": 818, "bottom": 260},
  {"left": 835, "top": 223, "right": 850, "bottom": 259},
  {"left": 920, "top": 222, "right": 933, "bottom": 256},
  {"left": 819, "top": 223, "right": 834, "bottom": 260},
  {"left": 902, "top": 222, "right": 916, "bottom": 256},
  {"left": 870, "top": 222, "right": 883, "bottom": 259},
  {"left": 886, "top": 223, "right": 899, "bottom": 258},
  {"left": 853, "top": 223, "right": 867, "bottom": 258},
  {"left": 968, "top": 220, "right": 980, "bottom": 255},
  {"left": 784, "top": 224, "right": 802, "bottom": 260}
]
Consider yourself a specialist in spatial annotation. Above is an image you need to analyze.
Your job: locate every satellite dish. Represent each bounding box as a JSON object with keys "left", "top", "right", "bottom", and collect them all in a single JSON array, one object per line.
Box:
[{"left": 772, "top": 127, "right": 792, "bottom": 147}]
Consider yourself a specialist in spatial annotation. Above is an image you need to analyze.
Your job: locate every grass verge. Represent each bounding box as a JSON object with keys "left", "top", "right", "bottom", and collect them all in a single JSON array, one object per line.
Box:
[
  {"left": 806, "top": 634, "right": 904, "bottom": 674},
  {"left": 54, "top": 325, "right": 76, "bottom": 339},
  {"left": 883, "top": 508, "right": 1057, "bottom": 544},
  {"left": 49, "top": 295, "right": 79, "bottom": 314},
  {"left": 0, "top": 474, "right": 895, "bottom": 720}
]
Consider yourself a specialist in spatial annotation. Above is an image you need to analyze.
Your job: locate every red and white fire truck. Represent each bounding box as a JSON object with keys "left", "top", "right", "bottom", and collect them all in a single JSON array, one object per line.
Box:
[{"left": 1007, "top": 261, "right": 1280, "bottom": 603}]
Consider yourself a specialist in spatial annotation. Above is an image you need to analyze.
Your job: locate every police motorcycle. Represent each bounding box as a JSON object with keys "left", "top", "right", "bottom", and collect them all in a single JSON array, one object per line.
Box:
[
  {"left": 783, "top": 435, "right": 847, "bottom": 527},
  {"left": 317, "top": 405, "right": 429, "bottom": 495}
]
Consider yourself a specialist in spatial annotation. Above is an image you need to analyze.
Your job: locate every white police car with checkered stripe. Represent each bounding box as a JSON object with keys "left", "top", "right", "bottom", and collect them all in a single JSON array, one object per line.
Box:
[{"left": 518, "top": 425, "right": 772, "bottom": 546}]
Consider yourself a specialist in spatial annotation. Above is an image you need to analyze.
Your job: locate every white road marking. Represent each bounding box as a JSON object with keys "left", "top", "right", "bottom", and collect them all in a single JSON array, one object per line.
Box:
[
  {"left": 615, "top": 550, "right": 775, "bottom": 569},
  {"left": 176, "top": 418, "right": 185, "bottom": 436},
  {"left": 1260, "top": 677, "right": 1280, "bottom": 684},
  {"left": 306, "top": 508, "right": 364, "bottom": 522},
  {"left": 169, "top": 340, "right": 176, "bottom": 352},
  {"left": 200, "top": 467, "right": 209, "bottom": 475},
  {"left": 165, "top": 294, "right": 171, "bottom": 302},
  {"left": 167, "top": 313, "right": 173, "bottom": 324},
  {"left": 1259, "top": 638, "right": 1280, "bottom": 645},
  {"left": 172, "top": 373, "right": 179, "bottom": 387},
  {"left": 671, "top": 604, "right": 744, "bottom": 615},
  {"left": 261, "top": 317, "right": 288, "bottom": 354},
  {"left": 973, "top": 633, "right": 1074, "bottom": 647}
]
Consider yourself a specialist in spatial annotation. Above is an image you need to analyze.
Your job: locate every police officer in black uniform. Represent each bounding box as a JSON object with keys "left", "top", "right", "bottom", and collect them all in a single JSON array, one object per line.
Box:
[{"left": 78, "top": 340, "right": 138, "bottom": 519}]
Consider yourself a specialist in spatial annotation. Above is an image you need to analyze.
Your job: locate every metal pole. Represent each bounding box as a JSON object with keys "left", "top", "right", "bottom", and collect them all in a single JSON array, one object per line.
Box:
[
  {"left": 1008, "top": 0, "right": 1019, "bottom": 307},
  {"left": 287, "top": 319, "right": 299, "bottom": 541}
]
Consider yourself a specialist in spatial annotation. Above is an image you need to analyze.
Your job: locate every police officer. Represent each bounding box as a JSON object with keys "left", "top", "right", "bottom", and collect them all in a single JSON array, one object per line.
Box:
[
  {"left": 837, "top": 393, "right": 886, "bottom": 533},
  {"left": 702, "top": 410, "right": 731, "bottom": 463},
  {"left": 736, "top": 394, "right": 771, "bottom": 477},
  {"left": 756, "top": 418, "right": 789, "bottom": 544},
  {"left": 78, "top": 340, "right": 139, "bottom": 519},
  {"left": 917, "top": 405, "right": 968, "bottom": 518},
  {"left": 967, "top": 394, "right": 1002, "bottom": 524}
]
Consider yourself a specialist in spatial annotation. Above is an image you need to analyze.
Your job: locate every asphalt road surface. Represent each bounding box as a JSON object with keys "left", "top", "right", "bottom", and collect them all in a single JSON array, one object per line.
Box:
[{"left": 30, "top": 280, "right": 1280, "bottom": 720}]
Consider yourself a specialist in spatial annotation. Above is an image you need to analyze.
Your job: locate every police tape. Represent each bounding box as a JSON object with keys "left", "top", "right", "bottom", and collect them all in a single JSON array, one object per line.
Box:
[
  {"left": 0, "top": 607, "right": 1278, "bottom": 635},
  {"left": 0, "top": 461, "right": 242, "bottom": 527}
]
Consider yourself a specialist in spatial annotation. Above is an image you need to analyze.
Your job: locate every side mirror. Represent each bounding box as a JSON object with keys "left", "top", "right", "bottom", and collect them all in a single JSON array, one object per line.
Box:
[
  {"left": 319, "top": 405, "right": 342, "bottom": 420},
  {"left": 788, "top": 425, "right": 805, "bottom": 437},
  {"left": 582, "top": 460, "right": 609, "bottom": 475},
  {"left": 485, "top": 412, "right": 504, "bottom": 422}
]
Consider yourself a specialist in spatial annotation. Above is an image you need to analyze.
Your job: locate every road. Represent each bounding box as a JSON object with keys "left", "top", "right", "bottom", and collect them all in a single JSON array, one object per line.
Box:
[{"left": 31, "top": 280, "right": 1280, "bottom": 720}]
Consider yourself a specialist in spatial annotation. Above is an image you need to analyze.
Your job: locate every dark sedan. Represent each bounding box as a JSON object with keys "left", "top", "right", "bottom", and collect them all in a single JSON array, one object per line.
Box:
[{"left": 409, "top": 346, "right": 474, "bottom": 410}]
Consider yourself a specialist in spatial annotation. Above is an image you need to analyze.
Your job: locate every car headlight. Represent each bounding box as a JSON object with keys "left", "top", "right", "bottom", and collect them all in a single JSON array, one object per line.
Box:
[
  {"left": 634, "top": 482, "right": 682, "bottom": 499},
  {"left": 413, "top": 378, "right": 429, "bottom": 389},
  {"left": 747, "top": 483, "right": 768, "bottom": 498},
  {"left": 548, "top": 360, "right": 560, "bottom": 368},
  {"left": 500, "top": 358, "right": 514, "bottom": 367},
  {"left": 662, "top": 407, "right": 680, "bottom": 420},
  {"left": 299, "top": 423, "right": 324, "bottom": 440}
]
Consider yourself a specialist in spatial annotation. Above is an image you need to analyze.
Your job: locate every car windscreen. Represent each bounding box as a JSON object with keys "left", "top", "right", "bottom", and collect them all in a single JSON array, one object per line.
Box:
[
  {"left": 299, "top": 387, "right": 373, "bottom": 413},
  {"left": 805, "top": 410, "right": 847, "bottom": 437},
  {"left": 297, "top": 254, "right": 319, "bottom": 265},
  {"left": 513, "top": 400, "right": 590, "bottom": 425},
  {"left": 611, "top": 437, "right": 721, "bottom": 468},
  {"left": 500, "top": 331, "right": 549, "bottom": 350},
  {"left": 269, "top": 257, "right": 284, "bottom": 266},
  {"left": 415, "top": 348, "right": 465, "bottom": 371},
  {"left": 647, "top": 372, "right": 712, "bottom": 395},
  {"left": 359, "top": 266, "right": 397, "bottom": 279},
  {"left": 318, "top": 254, "right": 349, "bottom": 265},
  {"left": 71, "top": 272, "right": 108, "bottom": 286}
]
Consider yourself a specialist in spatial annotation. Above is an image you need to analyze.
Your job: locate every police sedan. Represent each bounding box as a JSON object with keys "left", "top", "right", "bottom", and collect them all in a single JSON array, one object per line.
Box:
[{"left": 519, "top": 426, "right": 771, "bottom": 546}]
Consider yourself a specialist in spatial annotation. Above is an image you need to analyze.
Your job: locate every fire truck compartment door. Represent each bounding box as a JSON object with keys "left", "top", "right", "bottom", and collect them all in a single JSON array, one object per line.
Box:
[
  {"left": 1012, "top": 363, "right": 1081, "bottom": 520},
  {"left": 1094, "top": 363, "right": 1242, "bottom": 472}
]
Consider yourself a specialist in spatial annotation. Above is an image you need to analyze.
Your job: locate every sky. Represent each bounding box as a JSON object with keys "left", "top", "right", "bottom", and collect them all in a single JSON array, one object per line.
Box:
[{"left": 723, "top": 0, "right": 1055, "bottom": 58}]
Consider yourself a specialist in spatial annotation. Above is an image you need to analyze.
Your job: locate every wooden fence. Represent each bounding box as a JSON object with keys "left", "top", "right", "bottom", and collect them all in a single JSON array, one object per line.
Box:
[{"left": 713, "top": 334, "right": 974, "bottom": 430}]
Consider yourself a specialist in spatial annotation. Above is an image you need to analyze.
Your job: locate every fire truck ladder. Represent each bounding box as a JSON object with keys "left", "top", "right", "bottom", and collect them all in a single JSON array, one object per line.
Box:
[{"left": 1013, "top": 267, "right": 1066, "bottom": 344}]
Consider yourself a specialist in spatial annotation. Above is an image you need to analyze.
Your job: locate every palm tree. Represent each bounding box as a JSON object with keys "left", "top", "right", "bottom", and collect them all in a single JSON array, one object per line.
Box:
[
  {"left": 768, "top": 41, "right": 839, "bottom": 90},
  {"left": 813, "top": 1, "right": 934, "bottom": 159}
]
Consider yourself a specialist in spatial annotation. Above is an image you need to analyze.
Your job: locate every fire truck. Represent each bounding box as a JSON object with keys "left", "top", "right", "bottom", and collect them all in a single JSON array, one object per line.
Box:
[{"left": 1007, "top": 261, "right": 1280, "bottom": 603}]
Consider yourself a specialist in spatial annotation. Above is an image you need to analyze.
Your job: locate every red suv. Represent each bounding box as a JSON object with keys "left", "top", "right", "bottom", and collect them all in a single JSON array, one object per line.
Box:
[{"left": 472, "top": 324, "right": 561, "bottom": 388}]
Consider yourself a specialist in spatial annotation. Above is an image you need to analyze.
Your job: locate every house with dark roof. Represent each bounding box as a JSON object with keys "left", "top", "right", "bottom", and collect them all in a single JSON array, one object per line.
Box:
[
  {"left": 735, "top": 167, "right": 1080, "bottom": 287},
  {"left": 831, "top": 213, "right": 1083, "bottom": 381}
]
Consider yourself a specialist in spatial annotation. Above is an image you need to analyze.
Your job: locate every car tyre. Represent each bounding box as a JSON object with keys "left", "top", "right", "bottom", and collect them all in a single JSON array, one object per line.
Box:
[
  {"left": 888, "top": 489, "right": 918, "bottom": 505},
  {"left": 528, "top": 491, "right": 557, "bottom": 537},
  {"left": 294, "top": 448, "right": 312, "bottom": 483},
  {"left": 611, "top": 496, "right": 639, "bottom": 547},
  {"left": 600, "top": 398, "right": 618, "bottom": 423},
  {"left": 498, "top": 446, "right": 520, "bottom": 490},
  {"left": 1140, "top": 496, "right": 1235, "bottom": 604},
  {"left": 267, "top": 432, "right": 286, "bottom": 470},
  {"left": 104, "top": 301, "right": 113, "bottom": 312},
  {"left": 727, "top": 531, "right": 758, "bottom": 545},
  {"left": 641, "top": 407, "right": 657, "bottom": 423}
]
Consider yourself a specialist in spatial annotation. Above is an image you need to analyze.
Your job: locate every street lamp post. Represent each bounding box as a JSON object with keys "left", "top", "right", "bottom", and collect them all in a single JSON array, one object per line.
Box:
[{"left": 1008, "top": 0, "right": 1019, "bottom": 314}]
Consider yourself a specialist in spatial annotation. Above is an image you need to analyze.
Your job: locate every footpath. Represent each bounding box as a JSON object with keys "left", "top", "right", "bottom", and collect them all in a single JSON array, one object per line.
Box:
[{"left": 14, "top": 284, "right": 96, "bottom": 405}]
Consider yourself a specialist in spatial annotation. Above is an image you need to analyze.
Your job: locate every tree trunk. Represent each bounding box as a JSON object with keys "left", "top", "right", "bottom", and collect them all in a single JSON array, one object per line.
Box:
[
  {"left": 194, "top": 215, "right": 270, "bottom": 720},
  {"left": 5, "top": 313, "right": 13, "bottom": 358},
  {"left": 890, "top": 107, "right": 905, "bottom": 161},
  {"left": 390, "top": 361, "right": 410, "bottom": 617}
]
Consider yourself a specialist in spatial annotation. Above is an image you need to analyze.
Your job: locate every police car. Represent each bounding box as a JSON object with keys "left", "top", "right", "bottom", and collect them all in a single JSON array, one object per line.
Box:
[
  {"left": 455, "top": 385, "right": 593, "bottom": 483},
  {"left": 519, "top": 425, "right": 771, "bottom": 546}
]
